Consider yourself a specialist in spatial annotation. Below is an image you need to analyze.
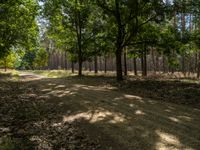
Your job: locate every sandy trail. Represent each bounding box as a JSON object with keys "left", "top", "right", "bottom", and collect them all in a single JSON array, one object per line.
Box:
[{"left": 34, "top": 77, "right": 200, "bottom": 150}]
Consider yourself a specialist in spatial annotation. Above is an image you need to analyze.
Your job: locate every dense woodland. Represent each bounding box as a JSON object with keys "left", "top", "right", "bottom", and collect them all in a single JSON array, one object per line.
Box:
[{"left": 1, "top": 0, "right": 200, "bottom": 80}]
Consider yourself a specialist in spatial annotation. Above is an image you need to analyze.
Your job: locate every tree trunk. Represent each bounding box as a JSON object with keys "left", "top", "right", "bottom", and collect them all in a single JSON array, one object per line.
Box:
[
  {"left": 197, "top": 52, "right": 200, "bottom": 79},
  {"left": 124, "top": 48, "right": 127, "bottom": 76},
  {"left": 89, "top": 62, "right": 92, "bottom": 72},
  {"left": 71, "top": 62, "right": 74, "bottom": 74},
  {"left": 195, "top": 52, "right": 198, "bottom": 72},
  {"left": 56, "top": 53, "right": 59, "bottom": 69},
  {"left": 64, "top": 50, "right": 67, "bottom": 70},
  {"left": 47, "top": 47, "right": 51, "bottom": 69},
  {"left": 143, "top": 47, "right": 147, "bottom": 76},
  {"left": 162, "top": 54, "right": 166, "bottom": 73},
  {"left": 4, "top": 58, "right": 7, "bottom": 72},
  {"left": 104, "top": 56, "right": 107, "bottom": 73},
  {"left": 75, "top": 0, "right": 82, "bottom": 76},
  {"left": 151, "top": 48, "right": 156, "bottom": 72},
  {"left": 115, "top": 0, "right": 123, "bottom": 81},
  {"left": 53, "top": 54, "right": 56, "bottom": 69},
  {"left": 181, "top": 6, "right": 186, "bottom": 77},
  {"left": 116, "top": 47, "right": 123, "bottom": 81},
  {"left": 182, "top": 54, "right": 186, "bottom": 76},
  {"left": 99, "top": 57, "right": 102, "bottom": 71},
  {"left": 94, "top": 55, "right": 98, "bottom": 74},
  {"left": 141, "top": 52, "right": 144, "bottom": 76},
  {"left": 133, "top": 57, "right": 137, "bottom": 76},
  {"left": 172, "top": 2, "right": 176, "bottom": 75},
  {"left": 111, "top": 56, "right": 114, "bottom": 72},
  {"left": 78, "top": 40, "right": 82, "bottom": 76}
]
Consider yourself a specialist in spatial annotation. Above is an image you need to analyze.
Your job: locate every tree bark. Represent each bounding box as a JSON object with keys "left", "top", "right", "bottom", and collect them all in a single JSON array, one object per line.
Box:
[
  {"left": 89, "top": 62, "right": 92, "bottom": 72},
  {"left": 94, "top": 55, "right": 98, "bottom": 74},
  {"left": 195, "top": 52, "right": 198, "bottom": 72},
  {"left": 115, "top": 0, "right": 123, "bottom": 81},
  {"left": 197, "top": 52, "right": 200, "bottom": 79},
  {"left": 99, "top": 57, "right": 101, "bottom": 71},
  {"left": 141, "top": 52, "right": 144, "bottom": 76},
  {"left": 75, "top": 0, "right": 82, "bottom": 76},
  {"left": 182, "top": 54, "right": 186, "bottom": 76},
  {"left": 151, "top": 48, "right": 156, "bottom": 72},
  {"left": 124, "top": 48, "right": 127, "bottom": 76},
  {"left": 181, "top": 5, "right": 186, "bottom": 76},
  {"left": 77, "top": 33, "right": 82, "bottom": 76},
  {"left": 116, "top": 47, "right": 123, "bottom": 80},
  {"left": 104, "top": 56, "right": 107, "bottom": 73},
  {"left": 156, "top": 53, "right": 159, "bottom": 73},
  {"left": 71, "top": 62, "right": 74, "bottom": 74},
  {"left": 64, "top": 50, "right": 67, "bottom": 70},
  {"left": 162, "top": 54, "right": 165, "bottom": 73},
  {"left": 133, "top": 57, "right": 137, "bottom": 76},
  {"left": 56, "top": 53, "right": 59, "bottom": 69},
  {"left": 47, "top": 47, "right": 51, "bottom": 70},
  {"left": 143, "top": 46, "right": 147, "bottom": 76}
]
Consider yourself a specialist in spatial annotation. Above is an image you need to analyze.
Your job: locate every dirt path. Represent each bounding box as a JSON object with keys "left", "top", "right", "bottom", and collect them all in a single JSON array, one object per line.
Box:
[
  {"left": 1, "top": 74, "right": 200, "bottom": 150},
  {"left": 18, "top": 72, "right": 46, "bottom": 80},
  {"left": 34, "top": 77, "right": 200, "bottom": 150}
]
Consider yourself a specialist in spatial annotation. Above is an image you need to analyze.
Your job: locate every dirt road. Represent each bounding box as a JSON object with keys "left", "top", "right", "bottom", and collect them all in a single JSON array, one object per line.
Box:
[{"left": 1, "top": 73, "right": 200, "bottom": 150}]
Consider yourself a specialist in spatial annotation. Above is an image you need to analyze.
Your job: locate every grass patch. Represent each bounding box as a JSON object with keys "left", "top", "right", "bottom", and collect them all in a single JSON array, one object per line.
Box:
[
  {"left": 23, "top": 70, "right": 117, "bottom": 78},
  {"left": 0, "top": 70, "right": 19, "bottom": 81},
  {"left": 24, "top": 70, "right": 74, "bottom": 78}
]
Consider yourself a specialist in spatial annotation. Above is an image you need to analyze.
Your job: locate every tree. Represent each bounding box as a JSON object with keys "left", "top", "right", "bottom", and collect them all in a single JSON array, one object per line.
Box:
[
  {"left": 192, "top": 30, "right": 200, "bottom": 78},
  {"left": 96, "top": 0, "right": 165, "bottom": 80},
  {"left": 43, "top": 0, "right": 94, "bottom": 76},
  {"left": 0, "top": 0, "right": 39, "bottom": 59},
  {"left": 33, "top": 48, "right": 48, "bottom": 69},
  {"left": 0, "top": 50, "right": 17, "bottom": 71},
  {"left": 132, "top": 23, "right": 160, "bottom": 76},
  {"left": 159, "top": 25, "right": 182, "bottom": 73},
  {"left": 20, "top": 49, "right": 37, "bottom": 70}
]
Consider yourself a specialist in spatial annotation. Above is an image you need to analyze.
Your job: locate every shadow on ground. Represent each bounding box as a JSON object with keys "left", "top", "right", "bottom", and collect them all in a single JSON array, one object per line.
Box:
[{"left": 0, "top": 75, "right": 200, "bottom": 150}]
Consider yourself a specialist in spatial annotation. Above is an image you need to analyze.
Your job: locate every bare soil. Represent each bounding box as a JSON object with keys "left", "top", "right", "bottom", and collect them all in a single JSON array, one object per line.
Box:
[{"left": 0, "top": 72, "right": 200, "bottom": 150}]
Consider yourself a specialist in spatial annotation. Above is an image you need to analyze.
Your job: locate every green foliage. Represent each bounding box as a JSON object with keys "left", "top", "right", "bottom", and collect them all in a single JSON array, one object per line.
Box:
[
  {"left": 20, "top": 49, "right": 37, "bottom": 69},
  {"left": 0, "top": 0, "right": 39, "bottom": 58},
  {"left": 1, "top": 0, "right": 195, "bottom": 77},
  {"left": 0, "top": 51, "right": 17, "bottom": 69},
  {"left": 192, "top": 29, "right": 200, "bottom": 51},
  {"left": 33, "top": 48, "right": 48, "bottom": 69},
  {"left": 96, "top": 0, "right": 165, "bottom": 47},
  {"left": 129, "top": 23, "right": 160, "bottom": 58},
  {"left": 159, "top": 25, "right": 180, "bottom": 54},
  {"left": 19, "top": 47, "right": 48, "bottom": 70}
]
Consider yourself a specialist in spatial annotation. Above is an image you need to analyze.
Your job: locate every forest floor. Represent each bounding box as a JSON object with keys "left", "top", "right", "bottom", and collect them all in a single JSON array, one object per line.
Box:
[{"left": 0, "top": 70, "right": 200, "bottom": 150}]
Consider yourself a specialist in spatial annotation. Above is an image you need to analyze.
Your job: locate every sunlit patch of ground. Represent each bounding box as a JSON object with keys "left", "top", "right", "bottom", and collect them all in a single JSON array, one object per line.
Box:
[
  {"left": 0, "top": 70, "right": 19, "bottom": 81},
  {"left": 0, "top": 71, "right": 200, "bottom": 150}
]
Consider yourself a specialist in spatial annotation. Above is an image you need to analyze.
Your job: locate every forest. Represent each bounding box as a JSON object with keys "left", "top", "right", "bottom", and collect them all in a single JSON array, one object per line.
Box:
[{"left": 0, "top": 0, "right": 200, "bottom": 150}]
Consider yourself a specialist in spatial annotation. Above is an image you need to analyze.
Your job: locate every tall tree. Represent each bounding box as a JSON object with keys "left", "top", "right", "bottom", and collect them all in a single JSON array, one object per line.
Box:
[
  {"left": 0, "top": 0, "right": 39, "bottom": 59},
  {"left": 43, "top": 0, "right": 94, "bottom": 76},
  {"left": 96, "top": 0, "right": 165, "bottom": 80}
]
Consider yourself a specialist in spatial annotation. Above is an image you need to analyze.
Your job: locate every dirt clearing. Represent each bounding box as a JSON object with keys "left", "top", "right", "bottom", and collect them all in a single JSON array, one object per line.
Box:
[{"left": 0, "top": 72, "right": 200, "bottom": 150}]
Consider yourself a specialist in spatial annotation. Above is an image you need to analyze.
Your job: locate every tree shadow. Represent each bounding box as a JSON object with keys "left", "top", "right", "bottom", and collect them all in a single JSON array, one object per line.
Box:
[{"left": 0, "top": 76, "right": 200, "bottom": 149}]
